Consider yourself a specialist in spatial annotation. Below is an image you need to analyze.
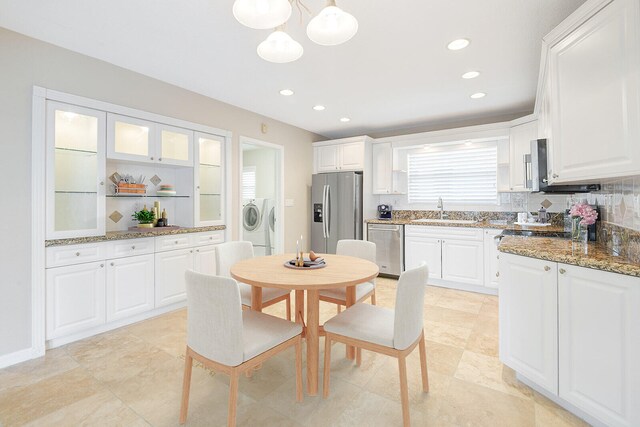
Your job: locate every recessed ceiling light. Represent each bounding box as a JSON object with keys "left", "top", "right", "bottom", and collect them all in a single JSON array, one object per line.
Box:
[
  {"left": 447, "top": 38, "right": 470, "bottom": 50},
  {"left": 470, "top": 92, "right": 486, "bottom": 99},
  {"left": 340, "top": 117, "right": 351, "bottom": 123},
  {"left": 462, "top": 71, "right": 480, "bottom": 79},
  {"left": 313, "top": 105, "right": 325, "bottom": 111},
  {"left": 279, "top": 89, "right": 294, "bottom": 96}
]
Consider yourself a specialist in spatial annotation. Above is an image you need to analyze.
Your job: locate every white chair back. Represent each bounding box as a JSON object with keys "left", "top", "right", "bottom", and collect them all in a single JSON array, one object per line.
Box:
[
  {"left": 336, "top": 239, "right": 376, "bottom": 263},
  {"left": 185, "top": 270, "right": 244, "bottom": 366},
  {"left": 393, "top": 263, "right": 429, "bottom": 350},
  {"left": 215, "top": 241, "right": 254, "bottom": 277}
]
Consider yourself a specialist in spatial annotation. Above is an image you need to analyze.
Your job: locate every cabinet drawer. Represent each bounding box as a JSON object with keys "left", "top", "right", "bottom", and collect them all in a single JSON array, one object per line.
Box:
[
  {"left": 106, "top": 238, "right": 155, "bottom": 259},
  {"left": 46, "top": 243, "right": 106, "bottom": 268},
  {"left": 191, "top": 231, "right": 225, "bottom": 247},
  {"left": 155, "top": 234, "right": 192, "bottom": 252},
  {"left": 405, "top": 225, "right": 483, "bottom": 241}
]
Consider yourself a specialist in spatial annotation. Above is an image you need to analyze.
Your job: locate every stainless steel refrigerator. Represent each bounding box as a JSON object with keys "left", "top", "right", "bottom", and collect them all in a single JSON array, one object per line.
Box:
[{"left": 311, "top": 172, "right": 363, "bottom": 254}]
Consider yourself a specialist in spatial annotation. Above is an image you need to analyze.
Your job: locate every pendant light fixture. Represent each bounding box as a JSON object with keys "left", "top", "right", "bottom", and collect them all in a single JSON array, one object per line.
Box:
[
  {"left": 306, "top": 0, "right": 358, "bottom": 46},
  {"left": 233, "top": 0, "right": 292, "bottom": 30},
  {"left": 257, "top": 27, "right": 304, "bottom": 63}
]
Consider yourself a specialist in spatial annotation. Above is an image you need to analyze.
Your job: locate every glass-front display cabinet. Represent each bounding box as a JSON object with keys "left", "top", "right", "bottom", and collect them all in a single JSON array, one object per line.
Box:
[
  {"left": 195, "top": 132, "right": 224, "bottom": 225},
  {"left": 46, "top": 101, "right": 106, "bottom": 239}
]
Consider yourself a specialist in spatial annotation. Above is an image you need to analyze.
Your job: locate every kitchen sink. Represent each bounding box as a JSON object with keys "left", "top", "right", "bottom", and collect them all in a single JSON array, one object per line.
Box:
[{"left": 411, "top": 218, "right": 478, "bottom": 224}]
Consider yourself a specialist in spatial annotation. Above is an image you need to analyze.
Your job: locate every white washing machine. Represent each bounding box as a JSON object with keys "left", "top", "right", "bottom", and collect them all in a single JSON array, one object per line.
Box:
[
  {"left": 264, "top": 198, "right": 276, "bottom": 255},
  {"left": 242, "top": 199, "right": 269, "bottom": 256}
]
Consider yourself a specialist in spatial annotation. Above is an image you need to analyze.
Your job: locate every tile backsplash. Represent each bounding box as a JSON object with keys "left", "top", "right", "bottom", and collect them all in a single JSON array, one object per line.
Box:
[{"left": 597, "top": 176, "right": 640, "bottom": 231}]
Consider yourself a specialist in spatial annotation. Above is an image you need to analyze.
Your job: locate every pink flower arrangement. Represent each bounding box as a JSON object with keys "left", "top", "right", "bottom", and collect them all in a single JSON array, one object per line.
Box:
[{"left": 569, "top": 202, "right": 598, "bottom": 226}]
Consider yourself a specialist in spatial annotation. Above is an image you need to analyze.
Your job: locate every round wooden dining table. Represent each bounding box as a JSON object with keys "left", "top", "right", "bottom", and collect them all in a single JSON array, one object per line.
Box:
[{"left": 230, "top": 253, "right": 379, "bottom": 396}]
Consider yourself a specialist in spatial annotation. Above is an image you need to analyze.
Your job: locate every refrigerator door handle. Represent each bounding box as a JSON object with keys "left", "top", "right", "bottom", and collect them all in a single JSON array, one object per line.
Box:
[
  {"left": 322, "top": 185, "right": 328, "bottom": 238},
  {"left": 326, "top": 185, "right": 331, "bottom": 238}
]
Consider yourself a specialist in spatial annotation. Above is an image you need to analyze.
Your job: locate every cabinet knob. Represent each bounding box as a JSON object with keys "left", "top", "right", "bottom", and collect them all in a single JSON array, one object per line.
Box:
[
  {"left": 209, "top": 236, "right": 213, "bottom": 240},
  {"left": 76, "top": 252, "right": 80, "bottom": 256},
  {"left": 196, "top": 249, "right": 200, "bottom": 252},
  {"left": 175, "top": 241, "right": 179, "bottom": 244},
  {"left": 190, "top": 250, "right": 193, "bottom": 253},
  {"left": 495, "top": 272, "right": 500, "bottom": 277},
  {"left": 100, "top": 181, "right": 104, "bottom": 186},
  {"left": 100, "top": 264, "right": 104, "bottom": 268},
  {"left": 197, "top": 186, "right": 200, "bottom": 190},
  {"left": 131, "top": 245, "right": 135, "bottom": 250},
  {"left": 544, "top": 266, "right": 550, "bottom": 271},
  {"left": 496, "top": 255, "right": 499, "bottom": 260},
  {"left": 159, "top": 158, "right": 162, "bottom": 162},
  {"left": 111, "top": 262, "right": 115, "bottom": 266},
  {"left": 559, "top": 268, "right": 566, "bottom": 274},
  {"left": 150, "top": 157, "right": 154, "bottom": 160}
]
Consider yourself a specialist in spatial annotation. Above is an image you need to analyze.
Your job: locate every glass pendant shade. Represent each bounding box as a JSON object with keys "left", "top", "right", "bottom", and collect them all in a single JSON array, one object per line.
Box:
[
  {"left": 306, "top": 3, "right": 358, "bottom": 46},
  {"left": 257, "top": 30, "right": 304, "bottom": 63},
  {"left": 233, "top": 0, "right": 292, "bottom": 30}
]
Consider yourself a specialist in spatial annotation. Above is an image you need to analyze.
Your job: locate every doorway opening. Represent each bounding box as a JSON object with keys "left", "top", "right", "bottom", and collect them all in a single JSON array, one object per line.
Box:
[{"left": 239, "top": 137, "right": 284, "bottom": 255}]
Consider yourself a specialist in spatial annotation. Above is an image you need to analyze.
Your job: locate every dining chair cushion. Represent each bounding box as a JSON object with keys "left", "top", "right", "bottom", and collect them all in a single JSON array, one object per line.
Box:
[
  {"left": 185, "top": 270, "right": 244, "bottom": 367},
  {"left": 238, "top": 282, "right": 291, "bottom": 306},
  {"left": 242, "top": 310, "right": 302, "bottom": 362},
  {"left": 216, "top": 241, "right": 254, "bottom": 277},
  {"left": 318, "top": 281, "right": 375, "bottom": 302},
  {"left": 323, "top": 303, "right": 395, "bottom": 348},
  {"left": 393, "top": 263, "right": 429, "bottom": 350}
]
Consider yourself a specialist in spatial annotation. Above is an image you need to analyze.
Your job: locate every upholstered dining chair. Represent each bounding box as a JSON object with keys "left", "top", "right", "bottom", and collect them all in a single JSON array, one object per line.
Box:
[
  {"left": 319, "top": 239, "right": 377, "bottom": 312},
  {"left": 216, "top": 240, "right": 292, "bottom": 320},
  {"left": 322, "top": 263, "right": 430, "bottom": 427},
  {"left": 180, "top": 270, "right": 303, "bottom": 427}
]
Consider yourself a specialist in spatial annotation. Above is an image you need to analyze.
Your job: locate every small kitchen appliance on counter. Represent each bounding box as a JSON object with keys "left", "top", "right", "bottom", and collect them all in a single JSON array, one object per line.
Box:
[{"left": 377, "top": 204, "right": 392, "bottom": 220}]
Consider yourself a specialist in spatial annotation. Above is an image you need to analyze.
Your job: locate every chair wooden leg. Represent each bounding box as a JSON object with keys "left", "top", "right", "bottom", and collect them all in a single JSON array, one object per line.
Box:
[
  {"left": 356, "top": 347, "right": 362, "bottom": 366},
  {"left": 179, "top": 348, "right": 193, "bottom": 424},
  {"left": 418, "top": 332, "right": 429, "bottom": 393},
  {"left": 295, "top": 336, "right": 303, "bottom": 402},
  {"left": 337, "top": 304, "right": 341, "bottom": 314},
  {"left": 398, "top": 355, "right": 411, "bottom": 427},
  {"left": 371, "top": 290, "right": 376, "bottom": 305},
  {"left": 285, "top": 294, "right": 292, "bottom": 321},
  {"left": 323, "top": 336, "right": 332, "bottom": 398},
  {"left": 228, "top": 370, "right": 239, "bottom": 427}
]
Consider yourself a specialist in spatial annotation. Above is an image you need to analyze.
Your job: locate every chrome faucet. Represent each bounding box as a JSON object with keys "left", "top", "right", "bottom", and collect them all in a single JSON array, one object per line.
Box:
[{"left": 437, "top": 197, "right": 447, "bottom": 219}]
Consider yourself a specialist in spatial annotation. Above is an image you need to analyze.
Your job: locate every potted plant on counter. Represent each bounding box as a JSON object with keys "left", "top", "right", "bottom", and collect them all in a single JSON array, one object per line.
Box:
[{"left": 132, "top": 207, "right": 156, "bottom": 228}]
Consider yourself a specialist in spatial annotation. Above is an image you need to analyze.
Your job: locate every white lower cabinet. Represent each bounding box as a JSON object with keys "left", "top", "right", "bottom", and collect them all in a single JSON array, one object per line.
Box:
[
  {"left": 405, "top": 225, "right": 485, "bottom": 290},
  {"left": 558, "top": 264, "right": 640, "bottom": 427},
  {"left": 106, "top": 254, "right": 154, "bottom": 322},
  {"left": 46, "top": 261, "right": 106, "bottom": 339},
  {"left": 193, "top": 244, "right": 217, "bottom": 275},
  {"left": 483, "top": 229, "right": 502, "bottom": 289},
  {"left": 500, "top": 253, "right": 640, "bottom": 427},
  {"left": 499, "top": 253, "right": 558, "bottom": 394},
  {"left": 155, "top": 247, "right": 195, "bottom": 307}
]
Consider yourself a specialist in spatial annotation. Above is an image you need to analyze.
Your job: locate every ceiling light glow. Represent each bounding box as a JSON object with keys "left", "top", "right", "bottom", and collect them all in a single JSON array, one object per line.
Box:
[
  {"left": 279, "top": 89, "right": 294, "bottom": 96},
  {"left": 447, "top": 38, "right": 470, "bottom": 50},
  {"left": 257, "top": 30, "right": 304, "bottom": 63},
  {"left": 340, "top": 117, "right": 350, "bottom": 122},
  {"left": 307, "top": 3, "right": 358, "bottom": 46},
  {"left": 470, "top": 92, "right": 486, "bottom": 99},
  {"left": 313, "top": 105, "right": 326, "bottom": 111},
  {"left": 462, "top": 71, "right": 480, "bottom": 79},
  {"left": 233, "top": 0, "right": 292, "bottom": 29}
]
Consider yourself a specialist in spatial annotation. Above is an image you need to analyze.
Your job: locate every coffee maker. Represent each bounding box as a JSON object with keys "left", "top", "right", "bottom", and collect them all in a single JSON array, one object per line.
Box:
[{"left": 377, "top": 204, "right": 392, "bottom": 220}]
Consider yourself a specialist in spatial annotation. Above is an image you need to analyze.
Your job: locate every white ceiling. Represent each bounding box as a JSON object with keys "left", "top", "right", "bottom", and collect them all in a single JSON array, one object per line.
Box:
[{"left": 0, "top": 0, "right": 585, "bottom": 139}]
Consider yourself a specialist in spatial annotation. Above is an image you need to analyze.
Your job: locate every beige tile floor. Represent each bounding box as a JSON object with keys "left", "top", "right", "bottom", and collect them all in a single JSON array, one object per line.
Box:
[{"left": 0, "top": 278, "right": 590, "bottom": 426}]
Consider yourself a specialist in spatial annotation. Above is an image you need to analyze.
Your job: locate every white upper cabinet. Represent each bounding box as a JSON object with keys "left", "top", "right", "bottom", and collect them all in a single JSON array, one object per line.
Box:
[
  {"left": 546, "top": 0, "right": 640, "bottom": 183},
  {"left": 46, "top": 101, "right": 106, "bottom": 239},
  {"left": 314, "top": 138, "right": 365, "bottom": 172},
  {"left": 107, "top": 113, "right": 194, "bottom": 166},
  {"left": 372, "top": 142, "right": 392, "bottom": 194},
  {"left": 194, "top": 132, "right": 224, "bottom": 225},
  {"left": 509, "top": 120, "right": 538, "bottom": 191}
]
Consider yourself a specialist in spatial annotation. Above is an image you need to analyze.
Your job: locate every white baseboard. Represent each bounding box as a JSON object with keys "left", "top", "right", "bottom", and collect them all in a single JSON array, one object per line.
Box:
[
  {"left": 428, "top": 279, "right": 498, "bottom": 296},
  {"left": 0, "top": 346, "right": 44, "bottom": 369}
]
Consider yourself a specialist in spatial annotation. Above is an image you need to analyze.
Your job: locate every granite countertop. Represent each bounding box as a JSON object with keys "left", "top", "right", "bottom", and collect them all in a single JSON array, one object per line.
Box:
[
  {"left": 366, "top": 218, "right": 565, "bottom": 233},
  {"left": 499, "top": 235, "right": 640, "bottom": 278},
  {"left": 45, "top": 225, "right": 226, "bottom": 247}
]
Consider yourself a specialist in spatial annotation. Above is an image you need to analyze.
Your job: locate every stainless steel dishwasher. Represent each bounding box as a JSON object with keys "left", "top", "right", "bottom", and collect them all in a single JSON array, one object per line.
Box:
[{"left": 367, "top": 223, "right": 404, "bottom": 277}]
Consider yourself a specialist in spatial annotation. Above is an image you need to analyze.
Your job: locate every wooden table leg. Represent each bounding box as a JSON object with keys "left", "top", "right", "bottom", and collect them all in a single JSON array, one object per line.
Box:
[
  {"left": 306, "top": 289, "right": 320, "bottom": 396},
  {"left": 345, "top": 285, "right": 356, "bottom": 360},
  {"left": 251, "top": 286, "right": 263, "bottom": 312},
  {"left": 295, "top": 290, "right": 305, "bottom": 338}
]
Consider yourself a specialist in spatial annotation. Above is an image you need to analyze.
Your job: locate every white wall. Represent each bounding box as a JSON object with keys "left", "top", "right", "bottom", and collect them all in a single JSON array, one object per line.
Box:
[{"left": 0, "top": 27, "right": 320, "bottom": 359}]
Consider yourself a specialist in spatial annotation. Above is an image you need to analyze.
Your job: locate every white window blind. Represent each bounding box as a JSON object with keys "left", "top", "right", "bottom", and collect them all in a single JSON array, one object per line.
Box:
[
  {"left": 242, "top": 166, "right": 256, "bottom": 200},
  {"left": 407, "top": 143, "right": 498, "bottom": 204}
]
